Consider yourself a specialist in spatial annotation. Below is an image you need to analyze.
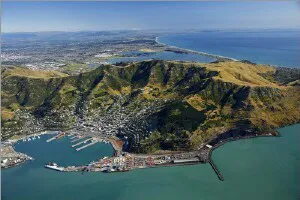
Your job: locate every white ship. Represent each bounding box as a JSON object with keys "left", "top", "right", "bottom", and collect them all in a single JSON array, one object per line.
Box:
[{"left": 44, "top": 162, "right": 64, "bottom": 171}]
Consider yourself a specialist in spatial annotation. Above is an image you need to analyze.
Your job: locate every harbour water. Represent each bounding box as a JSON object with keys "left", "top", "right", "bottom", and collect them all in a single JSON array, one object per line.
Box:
[
  {"left": 158, "top": 30, "right": 300, "bottom": 68},
  {"left": 2, "top": 124, "right": 299, "bottom": 200}
]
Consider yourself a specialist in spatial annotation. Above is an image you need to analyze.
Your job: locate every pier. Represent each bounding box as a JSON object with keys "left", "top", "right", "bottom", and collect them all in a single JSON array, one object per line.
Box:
[
  {"left": 46, "top": 136, "right": 57, "bottom": 143},
  {"left": 71, "top": 137, "right": 86, "bottom": 143},
  {"left": 71, "top": 138, "right": 93, "bottom": 148},
  {"left": 209, "top": 159, "right": 224, "bottom": 181},
  {"left": 76, "top": 140, "right": 98, "bottom": 151},
  {"left": 70, "top": 136, "right": 77, "bottom": 140}
]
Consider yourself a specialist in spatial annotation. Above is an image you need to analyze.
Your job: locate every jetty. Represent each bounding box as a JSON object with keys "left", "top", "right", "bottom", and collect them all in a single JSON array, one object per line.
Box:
[
  {"left": 71, "top": 138, "right": 93, "bottom": 148},
  {"left": 76, "top": 140, "right": 98, "bottom": 151},
  {"left": 46, "top": 136, "right": 57, "bottom": 143},
  {"left": 71, "top": 137, "right": 86, "bottom": 143},
  {"left": 70, "top": 136, "right": 77, "bottom": 140},
  {"left": 209, "top": 159, "right": 224, "bottom": 181},
  {"left": 68, "top": 133, "right": 75, "bottom": 137}
]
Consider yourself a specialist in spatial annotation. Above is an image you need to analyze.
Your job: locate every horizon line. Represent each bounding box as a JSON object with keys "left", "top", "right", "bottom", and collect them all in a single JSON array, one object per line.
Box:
[{"left": 3, "top": 27, "right": 300, "bottom": 34}]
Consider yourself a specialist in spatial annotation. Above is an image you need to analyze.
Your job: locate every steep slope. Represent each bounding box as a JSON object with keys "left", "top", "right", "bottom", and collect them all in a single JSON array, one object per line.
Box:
[{"left": 2, "top": 60, "right": 300, "bottom": 153}]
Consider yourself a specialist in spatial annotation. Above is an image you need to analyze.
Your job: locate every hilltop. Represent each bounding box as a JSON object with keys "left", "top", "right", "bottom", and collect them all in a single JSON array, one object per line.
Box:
[
  {"left": 1, "top": 66, "right": 68, "bottom": 79},
  {"left": 1, "top": 60, "right": 300, "bottom": 153}
]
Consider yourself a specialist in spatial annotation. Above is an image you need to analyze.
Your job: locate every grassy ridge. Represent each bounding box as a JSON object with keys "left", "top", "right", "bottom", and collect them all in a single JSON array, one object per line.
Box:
[
  {"left": 2, "top": 66, "right": 68, "bottom": 79},
  {"left": 1, "top": 60, "right": 300, "bottom": 153}
]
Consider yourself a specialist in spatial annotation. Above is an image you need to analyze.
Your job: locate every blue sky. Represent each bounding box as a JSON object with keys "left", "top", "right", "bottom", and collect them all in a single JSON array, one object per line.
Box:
[{"left": 2, "top": 1, "right": 300, "bottom": 32}]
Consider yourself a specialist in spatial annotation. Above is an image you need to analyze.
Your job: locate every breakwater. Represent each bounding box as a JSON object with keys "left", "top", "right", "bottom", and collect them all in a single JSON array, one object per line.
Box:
[{"left": 208, "top": 159, "right": 224, "bottom": 181}]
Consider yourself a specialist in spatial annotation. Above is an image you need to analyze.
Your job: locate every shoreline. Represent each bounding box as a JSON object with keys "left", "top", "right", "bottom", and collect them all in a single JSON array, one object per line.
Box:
[
  {"left": 44, "top": 129, "right": 279, "bottom": 175},
  {"left": 2, "top": 125, "right": 293, "bottom": 174},
  {"left": 155, "top": 36, "right": 299, "bottom": 69},
  {"left": 155, "top": 36, "right": 238, "bottom": 62},
  {"left": 7, "top": 130, "right": 58, "bottom": 145},
  {"left": 207, "top": 132, "right": 277, "bottom": 160},
  {"left": 1, "top": 131, "right": 59, "bottom": 169}
]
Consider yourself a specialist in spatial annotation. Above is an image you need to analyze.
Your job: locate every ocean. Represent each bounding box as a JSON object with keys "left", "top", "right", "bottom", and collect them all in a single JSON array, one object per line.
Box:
[
  {"left": 158, "top": 30, "right": 300, "bottom": 68},
  {"left": 2, "top": 30, "right": 300, "bottom": 200},
  {"left": 1, "top": 124, "right": 299, "bottom": 200}
]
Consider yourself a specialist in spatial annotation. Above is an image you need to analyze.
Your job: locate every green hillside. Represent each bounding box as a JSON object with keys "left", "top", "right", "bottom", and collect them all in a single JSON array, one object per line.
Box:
[{"left": 2, "top": 60, "right": 300, "bottom": 153}]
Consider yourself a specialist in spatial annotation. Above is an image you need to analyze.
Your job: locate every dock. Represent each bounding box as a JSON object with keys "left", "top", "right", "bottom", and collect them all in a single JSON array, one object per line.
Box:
[
  {"left": 70, "top": 136, "right": 77, "bottom": 140},
  {"left": 71, "top": 137, "right": 86, "bottom": 143},
  {"left": 71, "top": 138, "right": 93, "bottom": 148},
  {"left": 76, "top": 141, "right": 98, "bottom": 151},
  {"left": 209, "top": 159, "right": 224, "bottom": 181},
  {"left": 46, "top": 136, "right": 57, "bottom": 143}
]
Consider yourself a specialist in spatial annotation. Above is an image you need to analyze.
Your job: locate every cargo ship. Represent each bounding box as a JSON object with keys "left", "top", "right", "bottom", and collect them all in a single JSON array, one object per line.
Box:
[{"left": 44, "top": 162, "right": 64, "bottom": 171}]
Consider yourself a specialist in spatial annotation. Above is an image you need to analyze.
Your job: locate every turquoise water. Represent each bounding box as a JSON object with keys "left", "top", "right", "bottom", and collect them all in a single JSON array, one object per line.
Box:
[
  {"left": 159, "top": 30, "right": 300, "bottom": 68},
  {"left": 2, "top": 124, "right": 299, "bottom": 200}
]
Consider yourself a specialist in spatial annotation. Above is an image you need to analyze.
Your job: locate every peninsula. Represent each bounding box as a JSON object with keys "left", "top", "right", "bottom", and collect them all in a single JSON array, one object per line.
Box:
[{"left": 1, "top": 60, "right": 300, "bottom": 175}]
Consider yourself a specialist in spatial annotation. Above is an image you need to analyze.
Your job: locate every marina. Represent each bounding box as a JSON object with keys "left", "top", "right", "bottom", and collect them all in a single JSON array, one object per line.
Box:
[
  {"left": 2, "top": 124, "right": 300, "bottom": 200},
  {"left": 1, "top": 126, "right": 279, "bottom": 177},
  {"left": 46, "top": 137, "right": 57, "bottom": 143},
  {"left": 46, "top": 132, "right": 65, "bottom": 143},
  {"left": 76, "top": 140, "right": 98, "bottom": 151},
  {"left": 71, "top": 136, "right": 86, "bottom": 143},
  {"left": 71, "top": 138, "right": 93, "bottom": 148}
]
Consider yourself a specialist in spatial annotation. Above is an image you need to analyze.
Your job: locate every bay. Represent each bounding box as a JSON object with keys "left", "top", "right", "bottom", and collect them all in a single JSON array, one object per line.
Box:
[
  {"left": 2, "top": 124, "right": 299, "bottom": 200},
  {"left": 159, "top": 30, "right": 300, "bottom": 68}
]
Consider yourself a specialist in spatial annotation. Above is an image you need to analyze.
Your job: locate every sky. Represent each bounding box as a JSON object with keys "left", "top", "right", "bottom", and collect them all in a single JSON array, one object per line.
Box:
[{"left": 2, "top": 1, "right": 300, "bottom": 32}]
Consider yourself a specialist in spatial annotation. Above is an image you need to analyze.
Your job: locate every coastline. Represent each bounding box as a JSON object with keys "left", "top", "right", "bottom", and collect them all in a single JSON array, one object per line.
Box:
[
  {"left": 207, "top": 132, "right": 277, "bottom": 160},
  {"left": 43, "top": 129, "right": 279, "bottom": 175},
  {"left": 3, "top": 115, "right": 298, "bottom": 174},
  {"left": 3, "top": 122, "right": 299, "bottom": 200},
  {"left": 6, "top": 130, "right": 58, "bottom": 145},
  {"left": 155, "top": 36, "right": 239, "bottom": 62},
  {"left": 3, "top": 124, "right": 295, "bottom": 182},
  {"left": 1, "top": 128, "right": 280, "bottom": 170},
  {"left": 1, "top": 131, "right": 59, "bottom": 169},
  {"left": 155, "top": 35, "right": 300, "bottom": 69}
]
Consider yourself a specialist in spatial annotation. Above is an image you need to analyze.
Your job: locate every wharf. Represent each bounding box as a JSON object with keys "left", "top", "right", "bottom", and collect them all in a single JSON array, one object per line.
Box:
[
  {"left": 46, "top": 136, "right": 57, "bottom": 143},
  {"left": 209, "top": 159, "right": 224, "bottom": 181},
  {"left": 71, "top": 138, "right": 93, "bottom": 148},
  {"left": 71, "top": 137, "right": 86, "bottom": 143},
  {"left": 76, "top": 141, "right": 98, "bottom": 151},
  {"left": 70, "top": 136, "right": 77, "bottom": 140}
]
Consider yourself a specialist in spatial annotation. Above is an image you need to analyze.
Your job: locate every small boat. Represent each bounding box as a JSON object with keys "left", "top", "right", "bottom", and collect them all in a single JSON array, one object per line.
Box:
[{"left": 37, "top": 136, "right": 40, "bottom": 139}]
